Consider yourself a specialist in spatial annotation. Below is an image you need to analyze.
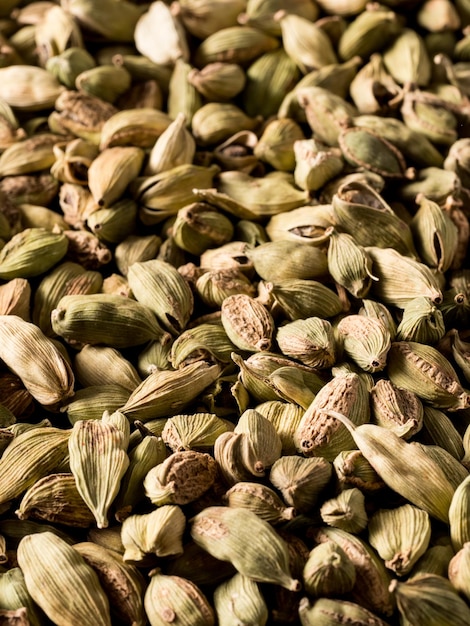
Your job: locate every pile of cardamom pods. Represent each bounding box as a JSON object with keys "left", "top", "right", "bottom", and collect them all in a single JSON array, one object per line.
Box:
[{"left": 3, "top": 0, "right": 470, "bottom": 624}]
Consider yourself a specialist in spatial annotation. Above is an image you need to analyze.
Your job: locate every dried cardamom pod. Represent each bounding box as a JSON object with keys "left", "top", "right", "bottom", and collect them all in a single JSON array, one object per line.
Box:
[
  {"left": 336, "top": 314, "right": 391, "bottom": 373},
  {"left": 298, "top": 597, "right": 390, "bottom": 626},
  {"left": 172, "top": 203, "right": 234, "bottom": 256},
  {"left": 383, "top": 27, "right": 432, "bottom": 86},
  {"left": 448, "top": 542, "right": 470, "bottom": 602},
  {"left": 387, "top": 340, "right": 470, "bottom": 411},
  {"left": 0, "top": 315, "right": 74, "bottom": 407},
  {"left": 144, "top": 450, "right": 218, "bottom": 506},
  {"left": 303, "top": 541, "right": 356, "bottom": 598},
  {"left": 368, "top": 504, "right": 432, "bottom": 576},
  {"left": 265, "top": 279, "right": 343, "bottom": 321},
  {"left": 247, "top": 240, "right": 328, "bottom": 282},
  {"left": 320, "top": 488, "right": 368, "bottom": 534},
  {"left": 115, "top": 435, "right": 167, "bottom": 522},
  {"left": 68, "top": 414, "right": 129, "bottom": 528},
  {"left": 396, "top": 296, "right": 446, "bottom": 344},
  {"left": 0, "top": 228, "right": 68, "bottom": 281},
  {"left": 366, "top": 247, "right": 443, "bottom": 308},
  {"left": 191, "top": 506, "right": 301, "bottom": 591},
  {"left": 0, "top": 65, "right": 65, "bottom": 111},
  {"left": 162, "top": 413, "right": 230, "bottom": 452},
  {"left": 17, "top": 531, "right": 111, "bottom": 626},
  {"left": 270, "top": 455, "right": 332, "bottom": 513},
  {"left": 87, "top": 146, "right": 144, "bottom": 207},
  {"left": 16, "top": 473, "right": 95, "bottom": 528},
  {"left": 337, "top": 3, "right": 400, "bottom": 60},
  {"left": 121, "top": 505, "right": 186, "bottom": 563},
  {"left": 60, "top": 385, "right": 131, "bottom": 425},
  {"left": 73, "top": 541, "right": 146, "bottom": 626},
  {"left": 221, "top": 294, "right": 275, "bottom": 352},
  {"left": 51, "top": 293, "right": 168, "bottom": 348},
  {"left": 134, "top": 0, "right": 189, "bottom": 64},
  {"left": 390, "top": 574, "right": 470, "bottom": 626},
  {"left": 119, "top": 362, "right": 220, "bottom": 422},
  {"left": 449, "top": 475, "right": 470, "bottom": 551},
  {"left": 0, "top": 567, "right": 43, "bottom": 626},
  {"left": 309, "top": 526, "right": 393, "bottom": 616},
  {"left": 256, "top": 400, "right": 305, "bottom": 451},
  {"left": 327, "top": 227, "right": 377, "bottom": 298},
  {"left": 224, "top": 482, "right": 295, "bottom": 525},
  {"left": 144, "top": 569, "right": 215, "bottom": 626},
  {"left": 145, "top": 112, "right": 195, "bottom": 175},
  {"left": 213, "top": 572, "right": 268, "bottom": 626},
  {"left": 295, "top": 372, "right": 370, "bottom": 460},
  {"left": 325, "top": 410, "right": 455, "bottom": 523},
  {"left": 187, "top": 62, "right": 246, "bottom": 102},
  {"left": 370, "top": 378, "right": 423, "bottom": 440},
  {"left": 276, "top": 316, "right": 336, "bottom": 369}
]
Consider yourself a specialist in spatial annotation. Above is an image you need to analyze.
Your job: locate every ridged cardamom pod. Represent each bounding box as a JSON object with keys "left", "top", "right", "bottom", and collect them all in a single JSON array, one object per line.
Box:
[
  {"left": 320, "top": 488, "right": 368, "bottom": 534},
  {"left": 144, "top": 569, "right": 215, "bottom": 626},
  {"left": 390, "top": 574, "right": 470, "bottom": 626},
  {"left": 191, "top": 506, "right": 301, "bottom": 591},
  {"left": 68, "top": 414, "right": 130, "bottom": 528},
  {"left": 387, "top": 340, "right": 470, "bottom": 411},
  {"left": 0, "top": 315, "right": 74, "bottom": 407},
  {"left": 368, "top": 504, "right": 432, "bottom": 576},
  {"left": 325, "top": 410, "right": 455, "bottom": 523},
  {"left": 270, "top": 455, "right": 332, "bottom": 513},
  {"left": 303, "top": 541, "right": 357, "bottom": 598},
  {"left": 17, "top": 531, "right": 112, "bottom": 626},
  {"left": 213, "top": 572, "right": 268, "bottom": 626}
]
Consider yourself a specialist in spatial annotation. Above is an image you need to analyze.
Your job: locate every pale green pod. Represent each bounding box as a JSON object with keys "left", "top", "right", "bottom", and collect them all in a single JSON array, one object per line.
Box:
[
  {"left": 327, "top": 228, "right": 377, "bottom": 298},
  {"left": 320, "top": 488, "right": 368, "bottom": 535},
  {"left": 167, "top": 58, "right": 202, "bottom": 127},
  {"left": 127, "top": 259, "right": 194, "bottom": 335},
  {"left": 255, "top": 117, "right": 305, "bottom": 172},
  {"left": 144, "top": 570, "right": 215, "bottom": 626},
  {"left": 242, "top": 48, "right": 301, "bottom": 119},
  {"left": 15, "top": 472, "right": 96, "bottom": 529},
  {"left": 0, "top": 567, "right": 44, "bottom": 626},
  {"left": 234, "top": 408, "right": 283, "bottom": 476},
  {"left": 99, "top": 107, "right": 172, "bottom": 151},
  {"left": 276, "top": 11, "right": 337, "bottom": 73},
  {"left": 119, "top": 362, "right": 221, "bottom": 422},
  {"left": 0, "top": 228, "right": 68, "bottom": 280},
  {"left": 336, "top": 314, "right": 391, "bottom": 373},
  {"left": 193, "top": 25, "right": 279, "bottom": 67},
  {"left": 309, "top": 526, "right": 394, "bottom": 616},
  {"left": 294, "top": 139, "right": 344, "bottom": 191},
  {"left": 121, "top": 505, "right": 186, "bottom": 563},
  {"left": 303, "top": 541, "right": 356, "bottom": 598},
  {"left": 60, "top": 385, "right": 131, "bottom": 425},
  {"left": 366, "top": 247, "right": 443, "bottom": 309},
  {"left": 0, "top": 65, "right": 65, "bottom": 111},
  {"left": 115, "top": 435, "right": 167, "bottom": 522},
  {"left": 73, "top": 541, "right": 146, "bottom": 626},
  {"left": 390, "top": 574, "right": 470, "bottom": 626},
  {"left": 136, "top": 164, "right": 220, "bottom": 225},
  {"left": 368, "top": 504, "right": 431, "bottom": 576},
  {"left": 114, "top": 234, "right": 161, "bottom": 277},
  {"left": 0, "top": 315, "right": 75, "bottom": 407},
  {"left": 162, "top": 413, "right": 230, "bottom": 452},
  {"left": 0, "top": 133, "right": 59, "bottom": 177},
  {"left": 217, "top": 170, "right": 309, "bottom": 218},
  {"left": 247, "top": 240, "right": 328, "bottom": 282},
  {"left": 195, "top": 269, "right": 256, "bottom": 309},
  {"left": 191, "top": 506, "right": 300, "bottom": 591},
  {"left": 75, "top": 65, "right": 132, "bottom": 103},
  {"left": 387, "top": 341, "right": 470, "bottom": 411},
  {"left": 449, "top": 475, "right": 470, "bottom": 551},
  {"left": 266, "top": 279, "right": 343, "bottom": 321},
  {"left": 170, "top": 323, "right": 235, "bottom": 368},
  {"left": 383, "top": 27, "right": 432, "bottom": 86},
  {"left": 191, "top": 102, "right": 260, "bottom": 147},
  {"left": 33, "top": 261, "right": 103, "bottom": 337},
  {"left": 270, "top": 455, "right": 332, "bottom": 513},
  {"left": 325, "top": 411, "right": 456, "bottom": 523},
  {"left": 17, "top": 531, "right": 111, "bottom": 626},
  {"left": 46, "top": 46, "right": 96, "bottom": 89},
  {"left": 146, "top": 112, "right": 196, "bottom": 175},
  {"left": 64, "top": 0, "right": 143, "bottom": 42},
  {"left": 410, "top": 194, "right": 459, "bottom": 272},
  {"left": 87, "top": 197, "right": 138, "bottom": 244},
  {"left": 239, "top": 0, "right": 319, "bottom": 36},
  {"left": 69, "top": 418, "right": 129, "bottom": 528},
  {"left": 74, "top": 345, "right": 141, "bottom": 393},
  {"left": 337, "top": 4, "right": 400, "bottom": 60},
  {"left": 264, "top": 203, "right": 335, "bottom": 246},
  {"left": 255, "top": 401, "right": 305, "bottom": 454},
  {"left": 172, "top": 203, "right": 234, "bottom": 256},
  {"left": 396, "top": 296, "right": 446, "bottom": 344},
  {"left": 51, "top": 293, "right": 168, "bottom": 349},
  {"left": 299, "top": 597, "right": 390, "bottom": 626},
  {"left": 411, "top": 544, "right": 455, "bottom": 579},
  {"left": 213, "top": 573, "right": 268, "bottom": 626},
  {"left": 417, "top": 443, "right": 468, "bottom": 490},
  {"left": 187, "top": 63, "right": 246, "bottom": 102},
  {"left": 88, "top": 146, "right": 145, "bottom": 207},
  {"left": 277, "top": 316, "right": 336, "bottom": 369},
  {"left": 421, "top": 405, "right": 465, "bottom": 460},
  {"left": 224, "top": 481, "right": 296, "bottom": 525}
]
